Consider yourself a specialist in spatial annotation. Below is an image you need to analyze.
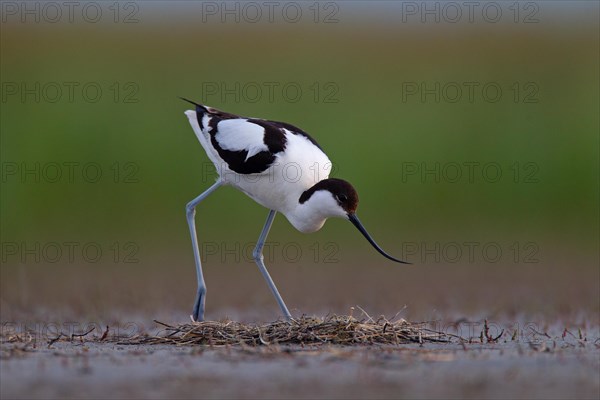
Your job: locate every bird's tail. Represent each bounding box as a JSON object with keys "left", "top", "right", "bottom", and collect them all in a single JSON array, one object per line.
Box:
[{"left": 179, "top": 97, "right": 209, "bottom": 112}]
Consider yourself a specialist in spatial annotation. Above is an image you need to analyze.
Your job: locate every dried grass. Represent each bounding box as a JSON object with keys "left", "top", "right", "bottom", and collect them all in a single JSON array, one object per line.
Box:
[{"left": 119, "top": 315, "right": 454, "bottom": 347}]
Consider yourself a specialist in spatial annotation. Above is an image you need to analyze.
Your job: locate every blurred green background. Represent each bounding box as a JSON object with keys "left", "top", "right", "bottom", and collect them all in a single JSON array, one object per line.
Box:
[{"left": 1, "top": 2, "right": 598, "bottom": 322}]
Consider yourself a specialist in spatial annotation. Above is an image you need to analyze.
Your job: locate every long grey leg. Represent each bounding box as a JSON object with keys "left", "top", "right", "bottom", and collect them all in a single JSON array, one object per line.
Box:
[
  {"left": 252, "top": 210, "right": 292, "bottom": 320},
  {"left": 186, "top": 179, "right": 223, "bottom": 322}
]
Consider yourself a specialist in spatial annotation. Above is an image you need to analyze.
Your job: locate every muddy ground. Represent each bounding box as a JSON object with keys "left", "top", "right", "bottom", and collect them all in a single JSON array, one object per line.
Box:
[
  {"left": 1, "top": 317, "right": 599, "bottom": 400},
  {"left": 2, "top": 259, "right": 599, "bottom": 399}
]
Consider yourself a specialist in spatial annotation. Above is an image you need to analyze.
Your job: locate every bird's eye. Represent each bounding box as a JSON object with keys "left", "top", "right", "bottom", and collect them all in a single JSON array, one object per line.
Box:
[{"left": 339, "top": 194, "right": 348, "bottom": 202}]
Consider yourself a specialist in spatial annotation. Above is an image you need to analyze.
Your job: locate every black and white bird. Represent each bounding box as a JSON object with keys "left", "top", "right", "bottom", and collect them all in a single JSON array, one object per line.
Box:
[{"left": 181, "top": 98, "right": 409, "bottom": 322}]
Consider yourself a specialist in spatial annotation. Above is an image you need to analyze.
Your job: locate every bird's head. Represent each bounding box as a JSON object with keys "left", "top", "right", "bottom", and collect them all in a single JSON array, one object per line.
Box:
[
  {"left": 299, "top": 178, "right": 358, "bottom": 218},
  {"left": 299, "top": 178, "right": 410, "bottom": 264}
]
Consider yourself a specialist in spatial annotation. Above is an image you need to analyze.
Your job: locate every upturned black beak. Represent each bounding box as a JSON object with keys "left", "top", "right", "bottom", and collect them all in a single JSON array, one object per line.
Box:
[{"left": 348, "top": 214, "right": 411, "bottom": 264}]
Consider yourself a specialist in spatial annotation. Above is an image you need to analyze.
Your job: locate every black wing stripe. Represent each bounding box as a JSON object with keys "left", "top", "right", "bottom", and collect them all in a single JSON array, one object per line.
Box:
[
  {"left": 269, "top": 120, "right": 324, "bottom": 151},
  {"left": 182, "top": 99, "right": 323, "bottom": 173},
  {"left": 247, "top": 119, "right": 287, "bottom": 153},
  {"left": 207, "top": 117, "right": 283, "bottom": 175}
]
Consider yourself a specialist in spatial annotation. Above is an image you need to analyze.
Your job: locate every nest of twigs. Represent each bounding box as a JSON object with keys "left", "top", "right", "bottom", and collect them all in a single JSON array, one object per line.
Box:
[{"left": 120, "top": 315, "right": 453, "bottom": 346}]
